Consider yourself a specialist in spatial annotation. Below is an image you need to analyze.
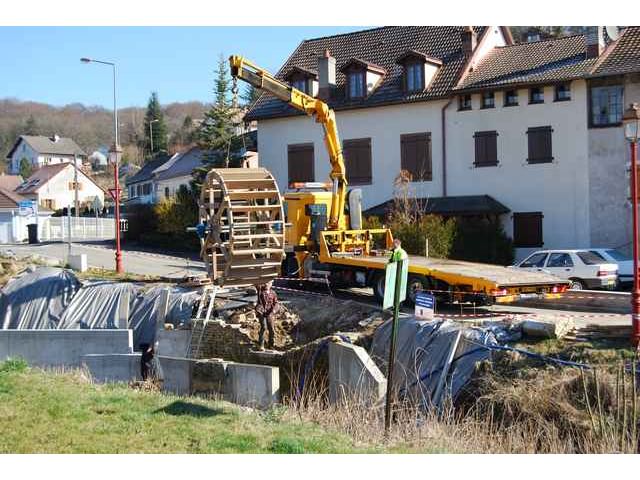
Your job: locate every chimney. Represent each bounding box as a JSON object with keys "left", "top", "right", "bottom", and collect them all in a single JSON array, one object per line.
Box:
[
  {"left": 462, "top": 26, "right": 477, "bottom": 58},
  {"left": 586, "top": 26, "right": 605, "bottom": 58},
  {"left": 317, "top": 49, "right": 336, "bottom": 99}
]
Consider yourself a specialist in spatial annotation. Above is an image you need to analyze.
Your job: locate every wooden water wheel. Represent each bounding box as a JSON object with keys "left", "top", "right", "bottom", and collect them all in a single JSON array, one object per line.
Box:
[{"left": 199, "top": 168, "right": 285, "bottom": 288}]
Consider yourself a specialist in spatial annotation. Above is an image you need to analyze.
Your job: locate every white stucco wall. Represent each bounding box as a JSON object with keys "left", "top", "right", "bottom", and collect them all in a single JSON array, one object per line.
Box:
[
  {"left": 36, "top": 165, "right": 105, "bottom": 210},
  {"left": 446, "top": 81, "right": 590, "bottom": 259},
  {"left": 588, "top": 75, "right": 640, "bottom": 253},
  {"left": 9, "top": 141, "right": 82, "bottom": 174},
  {"left": 156, "top": 175, "right": 192, "bottom": 201},
  {"left": 257, "top": 100, "right": 448, "bottom": 210}
]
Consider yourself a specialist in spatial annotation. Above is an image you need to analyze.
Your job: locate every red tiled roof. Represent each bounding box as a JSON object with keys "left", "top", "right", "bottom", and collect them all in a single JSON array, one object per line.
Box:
[
  {"left": 591, "top": 26, "right": 640, "bottom": 77},
  {"left": 0, "top": 174, "right": 23, "bottom": 191},
  {"left": 247, "top": 26, "right": 489, "bottom": 120},
  {"left": 14, "top": 163, "right": 70, "bottom": 194},
  {"left": 456, "top": 34, "right": 596, "bottom": 91},
  {"left": 0, "top": 187, "right": 25, "bottom": 209}
]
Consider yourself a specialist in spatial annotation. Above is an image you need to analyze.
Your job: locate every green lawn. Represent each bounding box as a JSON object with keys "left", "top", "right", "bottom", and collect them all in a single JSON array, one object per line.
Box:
[{"left": 0, "top": 359, "right": 378, "bottom": 454}]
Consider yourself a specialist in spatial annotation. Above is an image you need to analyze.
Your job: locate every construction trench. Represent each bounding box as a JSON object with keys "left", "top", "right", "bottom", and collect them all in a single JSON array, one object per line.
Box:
[{"left": 1, "top": 256, "right": 639, "bottom": 452}]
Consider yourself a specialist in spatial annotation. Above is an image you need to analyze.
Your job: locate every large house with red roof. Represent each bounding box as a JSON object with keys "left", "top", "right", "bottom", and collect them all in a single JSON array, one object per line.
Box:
[{"left": 247, "top": 26, "right": 640, "bottom": 259}]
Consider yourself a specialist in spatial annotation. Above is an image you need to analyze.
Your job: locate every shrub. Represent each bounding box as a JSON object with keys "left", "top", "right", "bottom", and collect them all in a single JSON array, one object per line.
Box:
[
  {"left": 124, "top": 204, "right": 158, "bottom": 242},
  {"left": 364, "top": 172, "right": 514, "bottom": 264},
  {"left": 152, "top": 186, "right": 200, "bottom": 251},
  {"left": 451, "top": 217, "right": 514, "bottom": 266}
]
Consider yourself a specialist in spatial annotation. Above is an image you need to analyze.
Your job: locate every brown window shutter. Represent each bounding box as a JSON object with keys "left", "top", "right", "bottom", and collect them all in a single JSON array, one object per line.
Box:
[
  {"left": 400, "top": 132, "right": 431, "bottom": 182},
  {"left": 513, "top": 212, "right": 544, "bottom": 248},
  {"left": 527, "top": 126, "right": 553, "bottom": 164},
  {"left": 287, "top": 143, "right": 315, "bottom": 185},
  {"left": 343, "top": 138, "right": 372, "bottom": 185},
  {"left": 474, "top": 131, "right": 498, "bottom": 167}
]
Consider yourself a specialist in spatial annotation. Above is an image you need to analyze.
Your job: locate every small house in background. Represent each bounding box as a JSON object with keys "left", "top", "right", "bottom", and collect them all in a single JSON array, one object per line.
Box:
[
  {"left": 89, "top": 150, "right": 109, "bottom": 171},
  {"left": 14, "top": 163, "right": 105, "bottom": 212},
  {"left": 5, "top": 135, "right": 86, "bottom": 175}
]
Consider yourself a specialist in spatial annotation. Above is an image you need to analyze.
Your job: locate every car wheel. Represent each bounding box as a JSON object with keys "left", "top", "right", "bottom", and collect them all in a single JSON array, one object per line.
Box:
[{"left": 569, "top": 278, "right": 586, "bottom": 290}]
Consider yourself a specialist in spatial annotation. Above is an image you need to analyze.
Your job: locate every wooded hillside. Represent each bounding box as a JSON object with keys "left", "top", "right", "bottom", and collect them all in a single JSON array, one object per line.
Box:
[{"left": 0, "top": 98, "right": 208, "bottom": 172}]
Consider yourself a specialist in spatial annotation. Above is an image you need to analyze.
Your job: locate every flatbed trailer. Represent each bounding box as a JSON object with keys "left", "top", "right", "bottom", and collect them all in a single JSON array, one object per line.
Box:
[{"left": 292, "top": 229, "right": 570, "bottom": 305}]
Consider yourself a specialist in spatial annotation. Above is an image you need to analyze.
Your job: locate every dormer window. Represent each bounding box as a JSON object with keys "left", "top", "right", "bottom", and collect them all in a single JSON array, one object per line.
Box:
[
  {"left": 340, "top": 58, "right": 386, "bottom": 100},
  {"left": 405, "top": 62, "right": 424, "bottom": 92},
  {"left": 348, "top": 71, "right": 366, "bottom": 98},
  {"left": 396, "top": 50, "right": 442, "bottom": 94},
  {"left": 284, "top": 66, "right": 319, "bottom": 96}
]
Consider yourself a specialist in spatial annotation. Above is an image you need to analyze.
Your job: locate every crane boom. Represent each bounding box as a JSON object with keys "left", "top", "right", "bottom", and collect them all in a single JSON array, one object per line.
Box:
[{"left": 229, "top": 55, "right": 347, "bottom": 231}]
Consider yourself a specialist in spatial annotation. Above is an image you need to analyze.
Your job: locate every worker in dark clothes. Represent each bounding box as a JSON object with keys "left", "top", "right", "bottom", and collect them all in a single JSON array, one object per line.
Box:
[
  {"left": 140, "top": 343, "right": 156, "bottom": 381},
  {"left": 255, "top": 281, "right": 279, "bottom": 351}
]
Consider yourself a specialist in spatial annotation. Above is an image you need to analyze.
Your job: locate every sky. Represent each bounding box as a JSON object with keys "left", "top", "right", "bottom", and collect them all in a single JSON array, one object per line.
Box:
[{"left": 0, "top": 26, "right": 364, "bottom": 108}]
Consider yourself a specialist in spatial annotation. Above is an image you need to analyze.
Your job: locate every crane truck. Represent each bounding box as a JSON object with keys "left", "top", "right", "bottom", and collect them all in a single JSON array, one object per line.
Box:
[{"left": 196, "top": 55, "right": 569, "bottom": 306}]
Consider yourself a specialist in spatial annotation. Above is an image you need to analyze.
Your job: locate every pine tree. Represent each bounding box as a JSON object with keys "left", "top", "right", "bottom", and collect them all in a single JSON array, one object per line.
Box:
[
  {"left": 24, "top": 115, "right": 39, "bottom": 135},
  {"left": 194, "top": 53, "right": 242, "bottom": 192},
  {"left": 241, "top": 84, "right": 261, "bottom": 107},
  {"left": 19, "top": 157, "right": 33, "bottom": 179},
  {"left": 144, "top": 92, "right": 168, "bottom": 159}
]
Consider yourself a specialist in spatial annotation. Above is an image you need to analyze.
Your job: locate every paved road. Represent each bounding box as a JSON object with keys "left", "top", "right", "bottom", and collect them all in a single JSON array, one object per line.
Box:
[
  {"left": 1, "top": 242, "right": 631, "bottom": 329},
  {"left": 0, "top": 242, "right": 206, "bottom": 278}
]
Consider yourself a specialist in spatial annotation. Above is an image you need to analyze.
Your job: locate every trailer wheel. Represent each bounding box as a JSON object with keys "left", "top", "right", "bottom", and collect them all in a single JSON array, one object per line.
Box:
[{"left": 407, "top": 274, "right": 429, "bottom": 305}]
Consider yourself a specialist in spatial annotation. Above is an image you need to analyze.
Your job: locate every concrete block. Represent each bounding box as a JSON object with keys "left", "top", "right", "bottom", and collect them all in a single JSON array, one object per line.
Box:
[
  {"left": 521, "top": 318, "right": 574, "bottom": 339},
  {"left": 68, "top": 254, "right": 88, "bottom": 272},
  {"left": 82, "top": 353, "right": 141, "bottom": 383},
  {"left": 226, "top": 363, "right": 280, "bottom": 408},
  {"left": 329, "top": 341, "right": 386, "bottom": 406},
  {"left": 158, "top": 356, "right": 193, "bottom": 396},
  {"left": 157, "top": 329, "right": 191, "bottom": 357},
  {"left": 0, "top": 329, "right": 134, "bottom": 367}
]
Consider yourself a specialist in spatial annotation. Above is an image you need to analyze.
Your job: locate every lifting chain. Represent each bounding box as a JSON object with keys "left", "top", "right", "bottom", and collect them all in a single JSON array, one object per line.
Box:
[{"left": 231, "top": 76, "right": 239, "bottom": 109}]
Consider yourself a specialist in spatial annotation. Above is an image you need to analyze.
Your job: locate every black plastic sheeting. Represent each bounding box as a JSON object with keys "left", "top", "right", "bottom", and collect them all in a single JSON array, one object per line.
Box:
[
  {"left": 370, "top": 318, "right": 497, "bottom": 408},
  {"left": 0, "top": 267, "right": 81, "bottom": 329},
  {"left": 1, "top": 267, "right": 199, "bottom": 349}
]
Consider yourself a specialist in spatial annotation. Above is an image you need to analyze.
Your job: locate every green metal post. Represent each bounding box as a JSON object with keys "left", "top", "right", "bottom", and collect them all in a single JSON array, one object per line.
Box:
[{"left": 385, "top": 259, "right": 405, "bottom": 434}]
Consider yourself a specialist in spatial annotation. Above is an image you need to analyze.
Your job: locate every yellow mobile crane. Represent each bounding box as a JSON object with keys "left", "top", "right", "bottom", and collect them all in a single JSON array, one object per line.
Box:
[{"left": 197, "top": 55, "right": 569, "bottom": 305}]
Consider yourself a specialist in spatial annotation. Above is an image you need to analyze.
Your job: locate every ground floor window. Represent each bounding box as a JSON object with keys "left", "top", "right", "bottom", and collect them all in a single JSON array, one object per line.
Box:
[
  {"left": 287, "top": 143, "right": 315, "bottom": 185},
  {"left": 513, "top": 212, "right": 543, "bottom": 248}
]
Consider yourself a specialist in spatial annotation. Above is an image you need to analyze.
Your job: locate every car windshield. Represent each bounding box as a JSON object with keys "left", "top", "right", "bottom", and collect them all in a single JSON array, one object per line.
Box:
[
  {"left": 604, "top": 249, "right": 630, "bottom": 262},
  {"left": 577, "top": 251, "right": 606, "bottom": 265}
]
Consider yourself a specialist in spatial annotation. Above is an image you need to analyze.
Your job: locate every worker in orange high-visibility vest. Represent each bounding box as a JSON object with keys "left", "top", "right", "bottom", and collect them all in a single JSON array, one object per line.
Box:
[{"left": 389, "top": 238, "right": 408, "bottom": 263}]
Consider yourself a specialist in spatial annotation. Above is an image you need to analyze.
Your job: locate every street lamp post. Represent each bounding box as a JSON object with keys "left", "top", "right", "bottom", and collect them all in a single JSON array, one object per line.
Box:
[
  {"left": 623, "top": 103, "right": 640, "bottom": 348},
  {"left": 81, "top": 57, "right": 123, "bottom": 274},
  {"left": 149, "top": 119, "right": 159, "bottom": 155}
]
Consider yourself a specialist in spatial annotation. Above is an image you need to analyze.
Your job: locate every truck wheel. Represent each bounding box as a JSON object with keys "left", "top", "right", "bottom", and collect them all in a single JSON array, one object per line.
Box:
[{"left": 406, "top": 274, "right": 429, "bottom": 305}]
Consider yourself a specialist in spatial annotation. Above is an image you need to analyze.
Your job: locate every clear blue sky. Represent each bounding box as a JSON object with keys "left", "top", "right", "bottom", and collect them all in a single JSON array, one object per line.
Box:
[{"left": 0, "top": 26, "right": 364, "bottom": 108}]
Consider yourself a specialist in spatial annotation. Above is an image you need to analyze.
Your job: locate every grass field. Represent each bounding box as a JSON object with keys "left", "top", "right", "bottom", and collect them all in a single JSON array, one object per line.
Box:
[{"left": 0, "top": 359, "right": 379, "bottom": 454}]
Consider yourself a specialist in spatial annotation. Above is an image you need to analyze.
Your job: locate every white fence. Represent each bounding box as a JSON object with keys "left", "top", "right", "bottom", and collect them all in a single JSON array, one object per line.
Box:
[{"left": 40, "top": 217, "right": 116, "bottom": 241}]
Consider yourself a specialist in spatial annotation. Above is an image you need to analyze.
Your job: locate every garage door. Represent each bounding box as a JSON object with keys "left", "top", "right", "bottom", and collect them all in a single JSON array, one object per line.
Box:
[{"left": 0, "top": 221, "right": 10, "bottom": 243}]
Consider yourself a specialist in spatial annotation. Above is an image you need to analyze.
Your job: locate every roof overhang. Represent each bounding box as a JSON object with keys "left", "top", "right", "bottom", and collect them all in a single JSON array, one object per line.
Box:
[
  {"left": 364, "top": 195, "right": 510, "bottom": 217},
  {"left": 339, "top": 58, "right": 386, "bottom": 75},
  {"left": 395, "top": 49, "right": 443, "bottom": 66}
]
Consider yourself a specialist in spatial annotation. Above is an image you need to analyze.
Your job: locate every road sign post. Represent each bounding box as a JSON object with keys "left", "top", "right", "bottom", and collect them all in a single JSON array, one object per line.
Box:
[{"left": 384, "top": 258, "right": 407, "bottom": 435}]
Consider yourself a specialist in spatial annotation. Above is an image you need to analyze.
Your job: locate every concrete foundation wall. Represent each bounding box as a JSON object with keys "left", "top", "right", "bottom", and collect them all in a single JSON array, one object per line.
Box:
[
  {"left": 226, "top": 362, "right": 280, "bottom": 408},
  {"left": 157, "top": 330, "right": 191, "bottom": 358},
  {"left": 82, "top": 352, "right": 280, "bottom": 408},
  {"left": 0, "top": 329, "right": 133, "bottom": 367},
  {"left": 329, "top": 341, "right": 386, "bottom": 406},
  {"left": 82, "top": 353, "right": 141, "bottom": 382}
]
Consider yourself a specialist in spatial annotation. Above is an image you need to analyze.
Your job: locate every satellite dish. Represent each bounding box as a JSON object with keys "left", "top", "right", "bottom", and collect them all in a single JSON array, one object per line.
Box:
[{"left": 606, "top": 26, "right": 620, "bottom": 41}]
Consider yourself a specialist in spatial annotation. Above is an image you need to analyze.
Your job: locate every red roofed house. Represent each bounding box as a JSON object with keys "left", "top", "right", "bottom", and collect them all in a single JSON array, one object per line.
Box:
[{"left": 247, "top": 26, "right": 640, "bottom": 260}]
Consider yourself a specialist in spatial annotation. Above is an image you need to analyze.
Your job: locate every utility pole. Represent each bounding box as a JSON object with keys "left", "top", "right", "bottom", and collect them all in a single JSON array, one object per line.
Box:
[
  {"left": 73, "top": 153, "right": 79, "bottom": 218},
  {"left": 81, "top": 57, "right": 123, "bottom": 273}
]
